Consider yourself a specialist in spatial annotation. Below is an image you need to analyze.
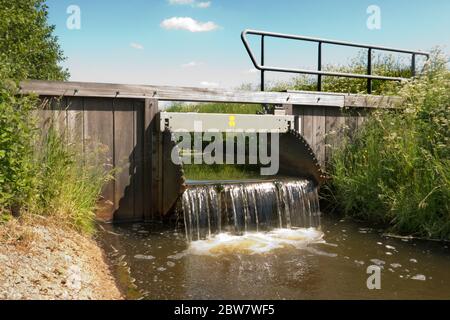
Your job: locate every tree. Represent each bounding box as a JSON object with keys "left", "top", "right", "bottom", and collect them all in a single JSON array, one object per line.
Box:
[
  {"left": 0, "top": 0, "right": 68, "bottom": 216},
  {"left": 0, "top": 0, "right": 69, "bottom": 81}
]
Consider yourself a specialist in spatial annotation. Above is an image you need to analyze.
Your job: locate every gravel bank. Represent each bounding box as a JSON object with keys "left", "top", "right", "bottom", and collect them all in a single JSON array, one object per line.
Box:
[{"left": 0, "top": 219, "right": 122, "bottom": 300}]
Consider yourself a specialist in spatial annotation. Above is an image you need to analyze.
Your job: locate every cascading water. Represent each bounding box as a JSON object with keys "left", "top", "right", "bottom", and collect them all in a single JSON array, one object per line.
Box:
[{"left": 181, "top": 179, "right": 321, "bottom": 242}]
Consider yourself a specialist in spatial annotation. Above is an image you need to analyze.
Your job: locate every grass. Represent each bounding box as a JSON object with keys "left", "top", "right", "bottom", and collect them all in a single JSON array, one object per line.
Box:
[
  {"left": 270, "top": 52, "right": 414, "bottom": 95},
  {"left": 0, "top": 81, "right": 112, "bottom": 234},
  {"left": 166, "top": 102, "right": 264, "bottom": 114},
  {"left": 33, "top": 126, "right": 113, "bottom": 234},
  {"left": 324, "top": 51, "right": 450, "bottom": 239},
  {"left": 183, "top": 164, "right": 262, "bottom": 181}
]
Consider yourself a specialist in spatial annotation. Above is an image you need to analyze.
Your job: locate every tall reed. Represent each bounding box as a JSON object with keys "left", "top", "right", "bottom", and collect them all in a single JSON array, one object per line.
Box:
[{"left": 326, "top": 51, "right": 450, "bottom": 239}]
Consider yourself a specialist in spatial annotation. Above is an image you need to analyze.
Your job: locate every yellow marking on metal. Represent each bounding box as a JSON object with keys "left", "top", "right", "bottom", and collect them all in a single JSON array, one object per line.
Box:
[{"left": 228, "top": 115, "right": 236, "bottom": 127}]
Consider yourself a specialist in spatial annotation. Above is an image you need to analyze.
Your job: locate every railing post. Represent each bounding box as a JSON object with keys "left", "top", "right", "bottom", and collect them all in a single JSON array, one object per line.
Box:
[
  {"left": 261, "top": 35, "right": 265, "bottom": 91},
  {"left": 411, "top": 53, "right": 416, "bottom": 77},
  {"left": 241, "top": 29, "right": 430, "bottom": 96},
  {"left": 317, "top": 42, "right": 322, "bottom": 92},
  {"left": 367, "top": 48, "right": 372, "bottom": 94}
]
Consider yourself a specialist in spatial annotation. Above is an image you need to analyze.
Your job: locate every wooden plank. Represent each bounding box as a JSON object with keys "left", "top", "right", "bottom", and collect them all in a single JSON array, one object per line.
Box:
[
  {"left": 325, "top": 107, "right": 346, "bottom": 167},
  {"left": 21, "top": 80, "right": 400, "bottom": 108},
  {"left": 133, "top": 99, "right": 145, "bottom": 220},
  {"left": 145, "top": 99, "right": 158, "bottom": 221},
  {"left": 289, "top": 90, "right": 401, "bottom": 108},
  {"left": 344, "top": 94, "right": 400, "bottom": 109},
  {"left": 313, "top": 106, "right": 326, "bottom": 167},
  {"left": 156, "top": 122, "right": 164, "bottom": 218},
  {"left": 113, "top": 99, "right": 135, "bottom": 221},
  {"left": 302, "top": 106, "right": 314, "bottom": 148},
  {"left": 356, "top": 108, "right": 368, "bottom": 129},
  {"left": 345, "top": 110, "right": 359, "bottom": 141},
  {"left": 83, "top": 97, "right": 115, "bottom": 222},
  {"left": 35, "top": 97, "right": 53, "bottom": 138},
  {"left": 45, "top": 96, "right": 67, "bottom": 138},
  {"left": 66, "top": 97, "right": 84, "bottom": 153}
]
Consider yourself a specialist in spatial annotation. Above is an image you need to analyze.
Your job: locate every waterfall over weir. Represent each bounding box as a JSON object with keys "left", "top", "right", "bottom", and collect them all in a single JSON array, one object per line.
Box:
[{"left": 181, "top": 179, "right": 321, "bottom": 242}]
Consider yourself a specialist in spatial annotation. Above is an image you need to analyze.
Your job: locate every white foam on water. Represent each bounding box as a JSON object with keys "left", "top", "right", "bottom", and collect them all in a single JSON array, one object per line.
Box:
[
  {"left": 411, "top": 274, "right": 426, "bottom": 281},
  {"left": 187, "top": 228, "right": 325, "bottom": 256}
]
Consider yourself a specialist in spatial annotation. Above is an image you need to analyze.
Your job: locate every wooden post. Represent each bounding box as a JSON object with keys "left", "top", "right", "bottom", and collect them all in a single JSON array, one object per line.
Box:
[{"left": 143, "top": 98, "right": 158, "bottom": 221}]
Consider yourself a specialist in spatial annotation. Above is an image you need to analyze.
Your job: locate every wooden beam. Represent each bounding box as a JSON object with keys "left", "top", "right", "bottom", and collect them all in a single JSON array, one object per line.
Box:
[
  {"left": 286, "top": 90, "right": 402, "bottom": 109},
  {"left": 143, "top": 99, "right": 158, "bottom": 221},
  {"left": 20, "top": 80, "right": 400, "bottom": 108}
]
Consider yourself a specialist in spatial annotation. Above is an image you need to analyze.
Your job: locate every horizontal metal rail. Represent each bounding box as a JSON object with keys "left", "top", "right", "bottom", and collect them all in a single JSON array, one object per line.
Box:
[{"left": 241, "top": 29, "right": 430, "bottom": 93}]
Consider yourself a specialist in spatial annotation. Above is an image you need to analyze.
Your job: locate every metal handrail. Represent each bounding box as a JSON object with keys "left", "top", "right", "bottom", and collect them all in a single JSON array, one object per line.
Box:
[{"left": 241, "top": 29, "right": 430, "bottom": 93}]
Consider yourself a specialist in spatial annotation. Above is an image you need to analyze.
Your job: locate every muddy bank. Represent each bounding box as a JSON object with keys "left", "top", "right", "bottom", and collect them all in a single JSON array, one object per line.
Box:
[{"left": 0, "top": 218, "right": 122, "bottom": 300}]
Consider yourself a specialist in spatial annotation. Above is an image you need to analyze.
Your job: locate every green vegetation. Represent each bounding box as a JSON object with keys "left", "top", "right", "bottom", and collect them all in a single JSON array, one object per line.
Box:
[
  {"left": 176, "top": 133, "right": 268, "bottom": 181},
  {"left": 271, "top": 52, "right": 413, "bottom": 95},
  {"left": 167, "top": 52, "right": 415, "bottom": 181},
  {"left": 166, "top": 102, "right": 264, "bottom": 114},
  {"left": 0, "top": 0, "right": 68, "bottom": 81},
  {"left": 326, "top": 52, "right": 450, "bottom": 239},
  {"left": 0, "top": 0, "right": 110, "bottom": 233},
  {"left": 0, "top": 84, "right": 112, "bottom": 234},
  {"left": 0, "top": 83, "right": 37, "bottom": 213},
  {"left": 34, "top": 127, "right": 113, "bottom": 233},
  {"left": 183, "top": 164, "right": 262, "bottom": 181}
]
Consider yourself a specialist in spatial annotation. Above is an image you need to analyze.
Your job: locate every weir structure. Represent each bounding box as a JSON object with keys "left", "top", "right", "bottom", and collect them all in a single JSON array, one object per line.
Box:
[
  {"left": 20, "top": 80, "right": 398, "bottom": 222},
  {"left": 19, "top": 30, "right": 428, "bottom": 223}
]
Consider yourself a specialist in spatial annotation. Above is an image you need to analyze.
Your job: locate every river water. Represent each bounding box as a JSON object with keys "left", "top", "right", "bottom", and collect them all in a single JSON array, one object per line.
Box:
[{"left": 98, "top": 180, "right": 450, "bottom": 300}]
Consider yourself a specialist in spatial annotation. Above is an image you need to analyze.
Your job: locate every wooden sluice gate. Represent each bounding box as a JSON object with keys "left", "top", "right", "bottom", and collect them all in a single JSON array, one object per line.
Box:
[{"left": 20, "top": 80, "right": 399, "bottom": 221}]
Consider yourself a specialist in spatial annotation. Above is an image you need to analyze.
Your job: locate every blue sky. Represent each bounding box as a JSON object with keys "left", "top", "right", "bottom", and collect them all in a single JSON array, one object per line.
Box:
[{"left": 46, "top": 0, "right": 450, "bottom": 88}]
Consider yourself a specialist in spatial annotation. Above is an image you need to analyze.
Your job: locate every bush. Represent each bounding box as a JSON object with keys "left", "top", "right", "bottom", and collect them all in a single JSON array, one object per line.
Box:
[
  {"left": 0, "top": 81, "right": 37, "bottom": 212},
  {"left": 327, "top": 51, "right": 450, "bottom": 239},
  {"left": 166, "top": 102, "right": 264, "bottom": 114},
  {"left": 0, "top": 0, "right": 68, "bottom": 81},
  {"left": 0, "top": 0, "right": 109, "bottom": 233},
  {"left": 270, "top": 52, "right": 413, "bottom": 95},
  {"left": 0, "top": 81, "right": 112, "bottom": 233}
]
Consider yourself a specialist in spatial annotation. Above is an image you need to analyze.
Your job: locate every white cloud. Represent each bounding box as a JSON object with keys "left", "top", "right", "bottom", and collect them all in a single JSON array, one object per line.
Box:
[
  {"left": 168, "top": 0, "right": 211, "bottom": 8},
  {"left": 169, "top": 0, "right": 194, "bottom": 4},
  {"left": 200, "top": 81, "right": 219, "bottom": 87},
  {"left": 130, "top": 42, "right": 144, "bottom": 50},
  {"left": 195, "top": 2, "right": 211, "bottom": 8},
  {"left": 161, "top": 17, "right": 219, "bottom": 32},
  {"left": 182, "top": 61, "right": 203, "bottom": 68},
  {"left": 244, "top": 68, "right": 259, "bottom": 74}
]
